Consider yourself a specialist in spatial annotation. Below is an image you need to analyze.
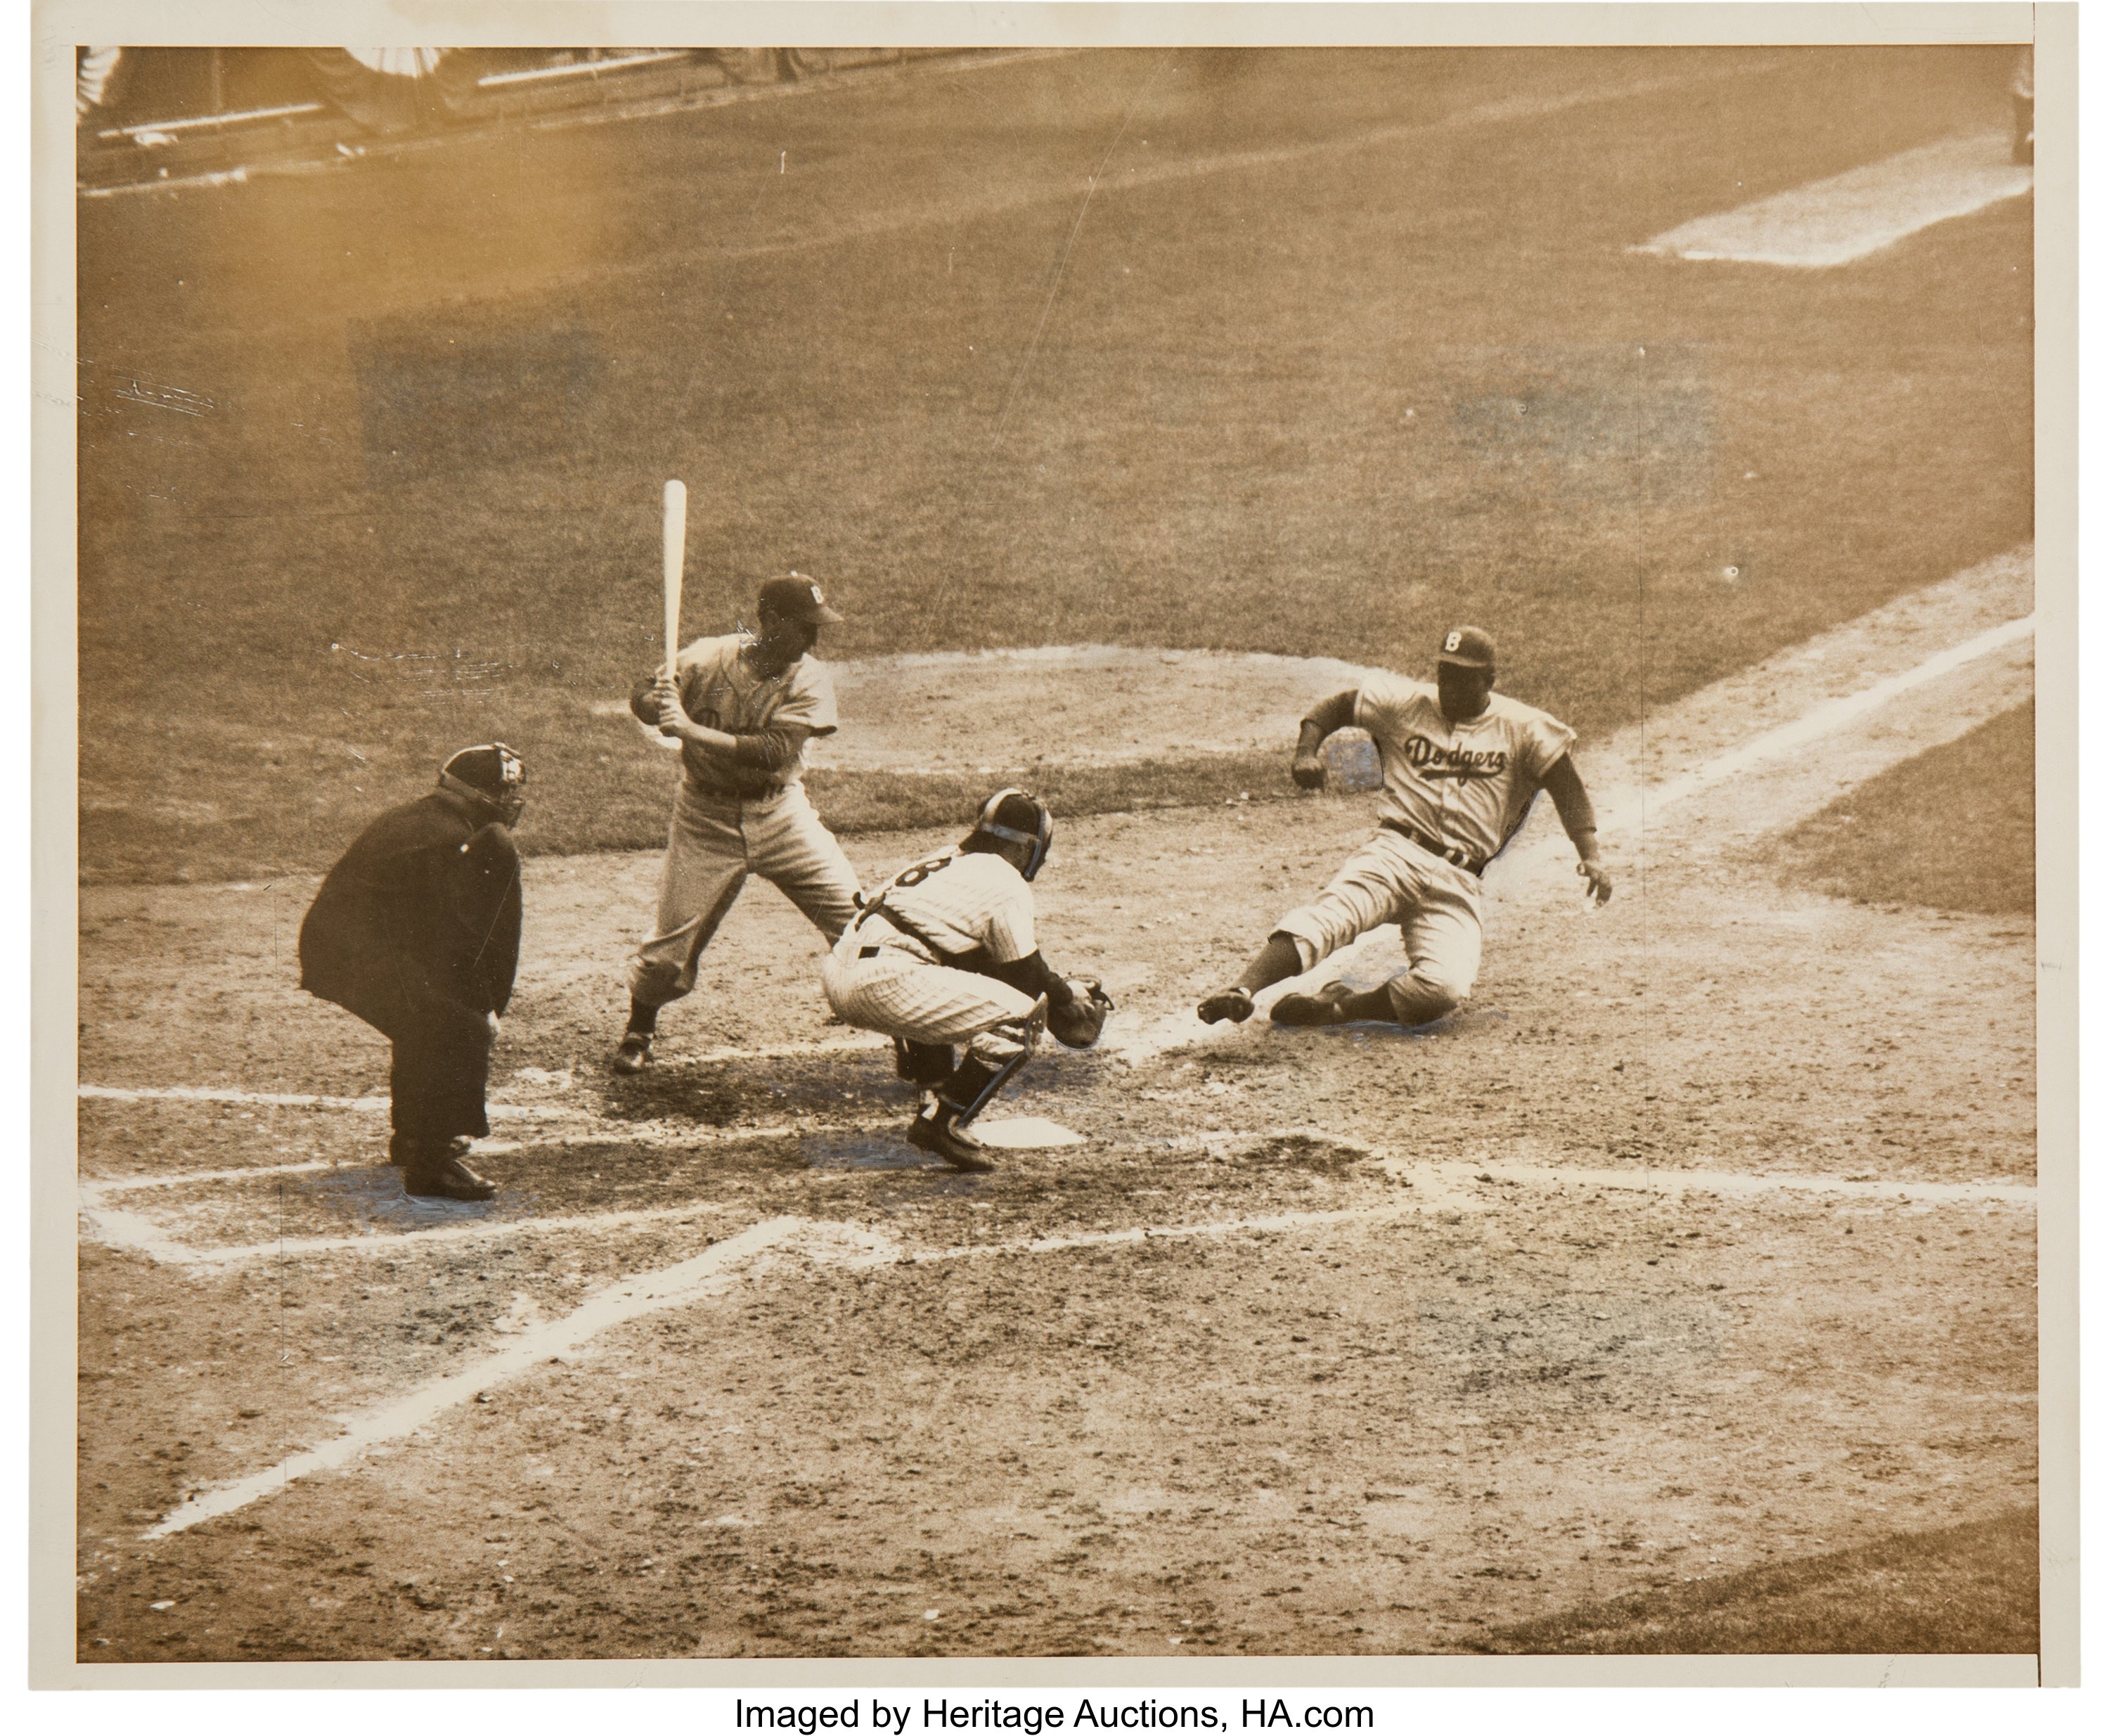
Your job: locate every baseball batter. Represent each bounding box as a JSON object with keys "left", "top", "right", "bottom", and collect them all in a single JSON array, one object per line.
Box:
[
  {"left": 822, "top": 789, "right": 1108, "bottom": 1171},
  {"left": 614, "top": 574, "right": 863, "bottom": 1072},
  {"left": 1197, "top": 625, "right": 1612, "bottom": 1029}
]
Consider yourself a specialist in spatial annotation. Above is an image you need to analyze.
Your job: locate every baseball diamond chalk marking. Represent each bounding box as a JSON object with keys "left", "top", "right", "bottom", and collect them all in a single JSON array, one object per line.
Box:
[
  {"left": 77, "top": 1084, "right": 586, "bottom": 1121},
  {"left": 1634, "top": 131, "right": 2032, "bottom": 267},
  {"left": 142, "top": 1216, "right": 846, "bottom": 1537},
  {"left": 1587, "top": 612, "right": 2035, "bottom": 837},
  {"left": 84, "top": 1147, "right": 2031, "bottom": 1276},
  {"left": 81, "top": 1159, "right": 344, "bottom": 1194},
  {"left": 79, "top": 1197, "right": 750, "bottom": 1271},
  {"left": 141, "top": 1164, "right": 2031, "bottom": 1536},
  {"left": 1390, "top": 1159, "right": 2037, "bottom": 1209}
]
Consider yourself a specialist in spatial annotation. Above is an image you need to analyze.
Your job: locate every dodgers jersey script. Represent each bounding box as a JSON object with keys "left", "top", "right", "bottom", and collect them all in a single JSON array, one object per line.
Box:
[
  {"left": 1355, "top": 673, "right": 1576, "bottom": 865},
  {"left": 670, "top": 633, "right": 838, "bottom": 801},
  {"left": 853, "top": 851, "right": 1038, "bottom": 965}
]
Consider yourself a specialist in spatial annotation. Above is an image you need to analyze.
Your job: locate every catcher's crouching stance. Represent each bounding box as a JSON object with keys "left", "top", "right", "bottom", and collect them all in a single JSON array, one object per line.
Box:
[{"left": 823, "top": 789, "right": 1113, "bottom": 1172}]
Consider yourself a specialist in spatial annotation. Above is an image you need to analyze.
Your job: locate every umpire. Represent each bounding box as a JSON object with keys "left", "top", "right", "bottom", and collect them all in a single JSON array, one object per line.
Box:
[{"left": 299, "top": 744, "right": 527, "bottom": 1202}]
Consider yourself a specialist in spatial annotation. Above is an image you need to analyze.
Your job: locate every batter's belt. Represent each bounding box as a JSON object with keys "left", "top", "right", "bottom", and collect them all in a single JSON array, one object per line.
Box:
[{"left": 1381, "top": 816, "right": 1487, "bottom": 877}]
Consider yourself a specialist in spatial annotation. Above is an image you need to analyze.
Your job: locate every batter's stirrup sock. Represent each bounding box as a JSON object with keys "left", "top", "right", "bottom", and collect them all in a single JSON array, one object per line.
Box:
[{"left": 625, "top": 998, "right": 659, "bottom": 1036}]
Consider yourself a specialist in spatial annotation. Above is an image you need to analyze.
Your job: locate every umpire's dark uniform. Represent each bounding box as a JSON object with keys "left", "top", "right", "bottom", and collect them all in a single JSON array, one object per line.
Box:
[{"left": 299, "top": 745, "right": 526, "bottom": 1201}]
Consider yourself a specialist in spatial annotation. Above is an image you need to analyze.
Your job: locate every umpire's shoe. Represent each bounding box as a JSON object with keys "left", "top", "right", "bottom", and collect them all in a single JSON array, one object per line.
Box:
[
  {"left": 404, "top": 1138, "right": 499, "bottom": 1202},
  {"left": 1196, "top": 985, "right": 1255, "bottom": 1024},
  {"left": 612, "top": 1030, "right": 654, "bottom": 1075},
  {"left": 1269, "top": 982, "right": 1355, "bottom": 1027},
  {"left": 906, "top": 1105, "right": 996, "bottom": 1173}
]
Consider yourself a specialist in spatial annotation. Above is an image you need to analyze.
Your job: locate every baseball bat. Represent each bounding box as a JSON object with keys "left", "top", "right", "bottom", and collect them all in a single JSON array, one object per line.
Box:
[{"left": 662, "top": 478, "right": 688, "bottom": 674}]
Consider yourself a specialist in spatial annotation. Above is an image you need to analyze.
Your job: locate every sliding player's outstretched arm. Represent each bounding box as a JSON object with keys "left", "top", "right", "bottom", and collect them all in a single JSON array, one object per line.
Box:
[{"left": 1291, "top": 690, "right": 1360, "bottom": 790}]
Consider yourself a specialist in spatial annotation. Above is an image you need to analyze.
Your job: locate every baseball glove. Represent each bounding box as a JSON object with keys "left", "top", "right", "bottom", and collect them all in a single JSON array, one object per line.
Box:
[{"left": 1047, "top": 977, "right": 1115, "bottom": 1048}]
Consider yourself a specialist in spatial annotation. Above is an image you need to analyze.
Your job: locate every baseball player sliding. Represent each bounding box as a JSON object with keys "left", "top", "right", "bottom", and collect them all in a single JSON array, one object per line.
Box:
[
  {"left": 1198, "top": 625, "right": 1611, "bottom": 1029},
  {"left": 823, "top": 789, "right": 1112, "bottom": 1171},
  {"left": 614, "top": 574, "right": 863, "bottom": 1073}
]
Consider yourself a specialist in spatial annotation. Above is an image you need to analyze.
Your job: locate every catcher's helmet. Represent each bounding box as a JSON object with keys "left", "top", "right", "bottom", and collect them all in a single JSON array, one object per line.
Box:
[
  {"left": 966, "top": 787, "right": 1052, "bottom": 881},
  {"left": 440, "top": 742, "right": 527, "bottom": 827}
]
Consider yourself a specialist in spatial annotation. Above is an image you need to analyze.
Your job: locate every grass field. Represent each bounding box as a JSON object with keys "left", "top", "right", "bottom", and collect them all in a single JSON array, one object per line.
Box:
[
  {"left": 1778, "top": 704, "right": 2035, "bottom": 916},
  {"left": 1480, "top": 1506, "right": 2038, "bottom": 1653},
  {"left": 77, "top": 45, "right": 2031, "bottom": 884}
]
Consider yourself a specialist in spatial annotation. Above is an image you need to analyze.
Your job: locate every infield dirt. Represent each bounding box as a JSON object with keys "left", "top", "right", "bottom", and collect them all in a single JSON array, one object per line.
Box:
[{"left": 75, "top": 570, "right": 2036, "bottom": 1659}]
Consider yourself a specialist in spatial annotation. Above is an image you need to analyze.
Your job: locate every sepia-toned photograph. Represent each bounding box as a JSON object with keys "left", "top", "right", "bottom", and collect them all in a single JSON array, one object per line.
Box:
[{"left": 39, "top": 1, "right": 2073, "bottom": 1680}]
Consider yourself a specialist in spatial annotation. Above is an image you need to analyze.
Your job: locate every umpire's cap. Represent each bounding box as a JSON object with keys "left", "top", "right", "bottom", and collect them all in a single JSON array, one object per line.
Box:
[
  {"left": 1436, "top": 626, "right": 1497, "bottom": 670},
  {"left": 758, "top": 573, "right": 845, "bottom": 625}
]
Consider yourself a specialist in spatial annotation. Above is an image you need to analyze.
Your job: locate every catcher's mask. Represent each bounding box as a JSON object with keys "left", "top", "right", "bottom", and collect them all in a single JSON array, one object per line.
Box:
[
  {"left": 440, "top": 742, "right": 527, "bottom": 827},
  {"left": 967, "top": 787, "right": 1052, "bottom": 881}
]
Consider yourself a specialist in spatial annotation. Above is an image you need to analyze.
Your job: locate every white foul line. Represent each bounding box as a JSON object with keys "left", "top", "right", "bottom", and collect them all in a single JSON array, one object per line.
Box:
[
  {"left": 145, "top": 1216, "right": 848, "bottom": 1537},
  {"left": 77, "top": 1083, "right": 586, "bottom": 1121},
  {"left": 77, "top": 1198, "right": 742, "bottom": 1270},
  {"left": 1597, "top": 612, "right": 2036, "bottom": 837},
  {"left": 144, "top": 1152, "right": 2033, "bottom": 1536}
]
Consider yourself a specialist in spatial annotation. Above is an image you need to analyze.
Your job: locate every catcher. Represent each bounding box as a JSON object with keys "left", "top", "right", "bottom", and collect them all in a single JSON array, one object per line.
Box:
[{"left": 821, "top": 788, "right": 1113, "bottom": 1171}]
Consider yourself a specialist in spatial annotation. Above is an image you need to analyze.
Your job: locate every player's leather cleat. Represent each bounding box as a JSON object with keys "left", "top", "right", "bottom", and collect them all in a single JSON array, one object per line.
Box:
[
  {"left": 1270, "top": 982, "right": 1357, "bottom": 1027},
  {"left": 907, "top": 1108, "right": 996, "bottom": 1173},
  {"left": 612, "top": 1030, "right": 654, "bottom": 1075},
  {"left": 1196, "top": 985, "right": 1255, "bottom": 1024},
  {"left": 403, "top": 1141, "right": 498, "bottom": 1202}
]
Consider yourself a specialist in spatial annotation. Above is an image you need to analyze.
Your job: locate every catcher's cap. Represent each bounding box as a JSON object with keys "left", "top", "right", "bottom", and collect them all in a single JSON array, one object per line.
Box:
[
  {"left": 440, "top": 743, "right": 527, "bottom": 821},
  {"left": 969, "top": 787, "right": 1053, "bottom": 882},
  {"left": 1436, "top": 625, "right": 1497, "bottom": 670},
  {"left": 758, "top": 573, "right": 844, "bottom": 625}
]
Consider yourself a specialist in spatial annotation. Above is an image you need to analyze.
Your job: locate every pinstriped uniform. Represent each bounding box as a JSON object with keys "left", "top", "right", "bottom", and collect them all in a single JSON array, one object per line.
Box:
[{"left": 822, "top": 852, "right": 1040, "bottom": 1048}]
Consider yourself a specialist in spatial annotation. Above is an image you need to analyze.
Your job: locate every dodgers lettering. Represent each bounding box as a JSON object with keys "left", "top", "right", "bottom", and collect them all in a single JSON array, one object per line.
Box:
[{"left": 1401, "top": 735, "right": 1508, "bottom": 776}]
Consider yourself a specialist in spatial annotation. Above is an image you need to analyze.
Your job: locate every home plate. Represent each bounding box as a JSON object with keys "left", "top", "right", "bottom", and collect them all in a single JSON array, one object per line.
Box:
[{"left": 973, "top": 1117, "right": 1088, "bottom": 1150}]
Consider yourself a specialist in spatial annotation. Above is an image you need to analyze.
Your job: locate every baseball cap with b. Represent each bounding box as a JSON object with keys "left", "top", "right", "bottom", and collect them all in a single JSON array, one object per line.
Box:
[
  {"left": 758, "top": 573, "right": 845, "bottom": 625},
  {"left": 1436, "top": 625, "right": 1497, "bottom": 670}
]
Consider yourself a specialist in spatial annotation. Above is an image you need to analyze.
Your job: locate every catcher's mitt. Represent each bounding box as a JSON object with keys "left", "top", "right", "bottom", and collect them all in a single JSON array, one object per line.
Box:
[{"left": 1047, "top": 977, "right": 1115, "bottom": 1048}]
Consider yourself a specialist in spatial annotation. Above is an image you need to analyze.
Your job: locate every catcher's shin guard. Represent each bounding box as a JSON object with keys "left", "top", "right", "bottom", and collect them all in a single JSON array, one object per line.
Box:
[
  {"left": 893, "top": 1036, "right": 955, "bottom": 1086},
  {"left": 940, "top": 994, "right": 1047, "bottom": 1126}
]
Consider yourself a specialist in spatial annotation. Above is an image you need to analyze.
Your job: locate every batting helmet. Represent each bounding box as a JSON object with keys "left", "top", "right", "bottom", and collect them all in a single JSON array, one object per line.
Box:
[
  {"left": 965, "top": 787, "right": 1053, "bottom": 882},
  {"left": 440, "top": 742, "right": 527, "bottom": 827}
]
